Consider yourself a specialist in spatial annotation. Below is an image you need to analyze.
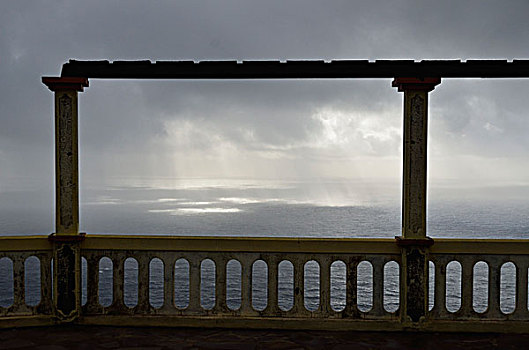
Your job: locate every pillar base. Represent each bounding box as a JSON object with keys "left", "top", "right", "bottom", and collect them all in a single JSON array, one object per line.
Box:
[
  {"left": 49, "top": 233, "right": 85, "bottom": 322},
  {"left": 396, "top": 236, "right": 433, "bottom": 325}
]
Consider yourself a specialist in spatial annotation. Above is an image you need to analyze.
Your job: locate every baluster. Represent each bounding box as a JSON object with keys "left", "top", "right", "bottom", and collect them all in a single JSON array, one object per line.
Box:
[
  {"left": 266, "top": 255, "right": 279, "bottom": 315},
  {"left": 345, "top": 258, "right": 358, "bottom": 318},
  {"left": 162, "top": 255, "right": 175, "bottom": 313},
  {"left": 371, "top": 258, "right": 384, "bottom": 316},
  {"left": 514, "top": 260, "right": 529, "bottom": 318},
  {"left": 460, "top": 257, "right": 473, "bottom": 315},
  {"left": 215, "top": 256, "right": 227, "bottom": 313},
  {"left": 239, "top": 256, "right": 254, "bottom": 315},
  {"left": 487, "top": 260, "right": 501, "bottom": 318},
  {"left": 318, "top": 256, "right": 331, "bottom": 316},
  {"left": 136, "top": 255, "right": 150, "bottom": 314},
  {"left": 84, "top": 254, "right": 100, "bottom": 314},
  {"left": 292, "top": 256, "right": 306, "bottom": 316},
  {"left": 112, "top": 254, "right": 124, "bottom": 312},
  {"left": 187, "top": 255, "right": 202, "bottom": 313},
  {"left": 12, "top": 255, "right": 25, "bottom": 313},
  {"left": 0, "top": 254, "right": 9, "bottom": 316},
  {"left": 38, "top": 253, "right": 53, "bottom": 314},
  {"left": 433, "top": 258, "right": 446, "bottom": 318}
]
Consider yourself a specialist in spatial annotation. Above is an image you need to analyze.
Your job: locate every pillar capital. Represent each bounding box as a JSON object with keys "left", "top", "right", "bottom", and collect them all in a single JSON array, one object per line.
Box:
[
  {"left": 392, "top": 77, "right": 441, "bottom": 92},
  {"left": 42, "top": 77, "right": 89, "bottom": 92}
]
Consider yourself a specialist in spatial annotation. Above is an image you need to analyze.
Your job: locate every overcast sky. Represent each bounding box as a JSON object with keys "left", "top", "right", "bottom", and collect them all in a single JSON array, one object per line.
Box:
[{"left": 1, "top": 0, "right": 529, "bottom": 193}]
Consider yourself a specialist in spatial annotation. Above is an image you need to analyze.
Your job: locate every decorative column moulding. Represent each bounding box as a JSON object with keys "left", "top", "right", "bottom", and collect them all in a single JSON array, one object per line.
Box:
[
  {"left": 42, "top": 77, "right": 89, "bottom": 92},
  {"left": 391, "top": 77, "right": 441, "bottom": 92}
]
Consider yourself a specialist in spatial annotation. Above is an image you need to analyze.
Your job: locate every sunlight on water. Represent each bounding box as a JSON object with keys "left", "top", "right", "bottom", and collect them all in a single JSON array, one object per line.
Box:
[{"left": 149, "top": 207, "right": 242, "bottom": 214}]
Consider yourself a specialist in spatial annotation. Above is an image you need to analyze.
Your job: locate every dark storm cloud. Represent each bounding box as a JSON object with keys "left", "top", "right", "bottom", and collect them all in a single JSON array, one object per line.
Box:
[
  {"left": 129, "top": 79, "right": 398, "bottom": 147},
  {"left": 1, "top": 0, "right": 529, "bottom": 185}
]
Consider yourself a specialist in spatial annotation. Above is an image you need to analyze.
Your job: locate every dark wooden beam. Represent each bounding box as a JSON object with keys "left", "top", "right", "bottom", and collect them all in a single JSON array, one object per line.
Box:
[{"left": 60, "top": 59, "right": 529, "bottom": 79}]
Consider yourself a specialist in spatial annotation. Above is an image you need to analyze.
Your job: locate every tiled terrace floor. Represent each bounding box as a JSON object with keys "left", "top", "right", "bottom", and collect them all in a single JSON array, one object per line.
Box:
[{"left": 1, "top": 325, "right": 528, "bottom": 349}]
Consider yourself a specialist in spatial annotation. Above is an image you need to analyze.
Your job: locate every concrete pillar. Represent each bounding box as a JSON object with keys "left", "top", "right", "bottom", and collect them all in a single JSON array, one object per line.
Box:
[
  {"left": 42, "top": 77, "right": 88, "bottom": 321},
  {"left": 392, "top": 77, "right": 440, "bottom": 325},
  {"left": 42, "top": 77, "right": 88, "bottom": 235}
]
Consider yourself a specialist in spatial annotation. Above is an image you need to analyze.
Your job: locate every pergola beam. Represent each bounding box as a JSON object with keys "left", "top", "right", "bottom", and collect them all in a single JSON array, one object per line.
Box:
[{"left": 59, "top": 59, "right": 529, "bottom": 79}]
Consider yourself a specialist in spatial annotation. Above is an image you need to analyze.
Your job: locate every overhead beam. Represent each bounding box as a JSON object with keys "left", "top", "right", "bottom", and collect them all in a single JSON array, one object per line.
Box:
[{"left": 60, "top": 59, "right": 529, "bottom": 79}]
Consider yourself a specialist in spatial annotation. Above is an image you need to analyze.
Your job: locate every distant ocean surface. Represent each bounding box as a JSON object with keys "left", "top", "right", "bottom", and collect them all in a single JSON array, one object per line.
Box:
[
  {"left": 1, "top": 178, "right": 528, "bottom": 311},
  {"left": 2, "top": 177, "right": 529, "bottom": 238}
]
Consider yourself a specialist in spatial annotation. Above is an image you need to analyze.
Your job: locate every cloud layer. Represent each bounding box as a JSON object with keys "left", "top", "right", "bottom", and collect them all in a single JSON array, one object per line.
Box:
[{"left": 1, "top": 0, "right": 529, "bottom": 190}]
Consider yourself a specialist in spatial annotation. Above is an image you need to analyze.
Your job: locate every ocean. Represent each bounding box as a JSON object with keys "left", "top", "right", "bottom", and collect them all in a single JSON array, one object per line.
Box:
[{"left": 1, "top": 178, "right": 528, "bottom": 312}]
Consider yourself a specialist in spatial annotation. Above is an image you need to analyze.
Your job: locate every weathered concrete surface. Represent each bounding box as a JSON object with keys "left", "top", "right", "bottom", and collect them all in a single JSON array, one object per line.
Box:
[{"left": 1, "top": 326, "right": 528, "bottom": 349}]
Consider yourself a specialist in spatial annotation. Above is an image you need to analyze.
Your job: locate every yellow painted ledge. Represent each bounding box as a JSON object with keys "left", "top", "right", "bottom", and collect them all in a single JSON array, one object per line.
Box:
[
  {"left": 81, "top": 235, "right": 401, "bottom": 254},
  {"left": 2, "top": 234, "right": 529, "bottom": 255},
  {"left": 0, "top": 236, "right": 52, "bottom": 252},
  {"left": 432, "top": 238, "right": 529, "bottom": 255}
]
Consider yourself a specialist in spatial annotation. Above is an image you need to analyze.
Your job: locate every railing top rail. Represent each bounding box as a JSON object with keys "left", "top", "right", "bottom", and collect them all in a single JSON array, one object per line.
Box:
[
  {"left": 80, "top": 234, "right": 400, "bottom": 254},
  {"left": 0, "top": 235, "right": 52, "bottom": 251},
  {"left": 2, "top": 234, "right": 529, "bottom": 254},
  {"left": 78, "top": 235, "right": 529, "bottom": 255},
  {"left": 0, "top": 234, "right": 529, "bottom": 255},
  {"left": 432, "top": 238, "right": 529, "bottom": 255},
  {"left": 59, "top": 59, "right": 529, "bottom": 79},
  {"left": 4, "top": 234, "right": 529, "bottom": 255}
]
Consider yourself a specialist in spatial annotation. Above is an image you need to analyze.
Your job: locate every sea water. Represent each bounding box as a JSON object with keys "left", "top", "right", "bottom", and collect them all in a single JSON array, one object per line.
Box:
[{"left": 1, "top": 178, "right": 528, "bottom": 312}]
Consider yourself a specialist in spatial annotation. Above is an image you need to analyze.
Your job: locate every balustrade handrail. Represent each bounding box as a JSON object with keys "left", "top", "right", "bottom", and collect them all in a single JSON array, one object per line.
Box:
[
  {"left": 3, "top": 235, "right": 529, "bottom": 255},
  {"left": 0, "top": 236, "right": 53, "bottom": 251},
  {"left": 80, "top": 235, "right": 400, "bottom": 253}
]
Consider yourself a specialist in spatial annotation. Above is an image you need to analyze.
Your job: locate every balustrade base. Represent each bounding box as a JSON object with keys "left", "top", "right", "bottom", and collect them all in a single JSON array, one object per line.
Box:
[
  {"left": 76, "top": 315, "right": 529, "bottom": 334},
  {"left": 2, "top": 314, "right": 529, "bottom": 334}
]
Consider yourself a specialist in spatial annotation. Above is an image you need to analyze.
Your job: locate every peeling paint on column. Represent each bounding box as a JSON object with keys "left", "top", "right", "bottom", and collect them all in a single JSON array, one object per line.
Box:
[
  {"left": 54, "top": 89, "right": 79, "bottom": 235},
  {"left": 407, "top": 93, "right": 426, "bottom": 237},
  {"left": 58, "top": 94, "right": 74, "bottom": 229}
]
